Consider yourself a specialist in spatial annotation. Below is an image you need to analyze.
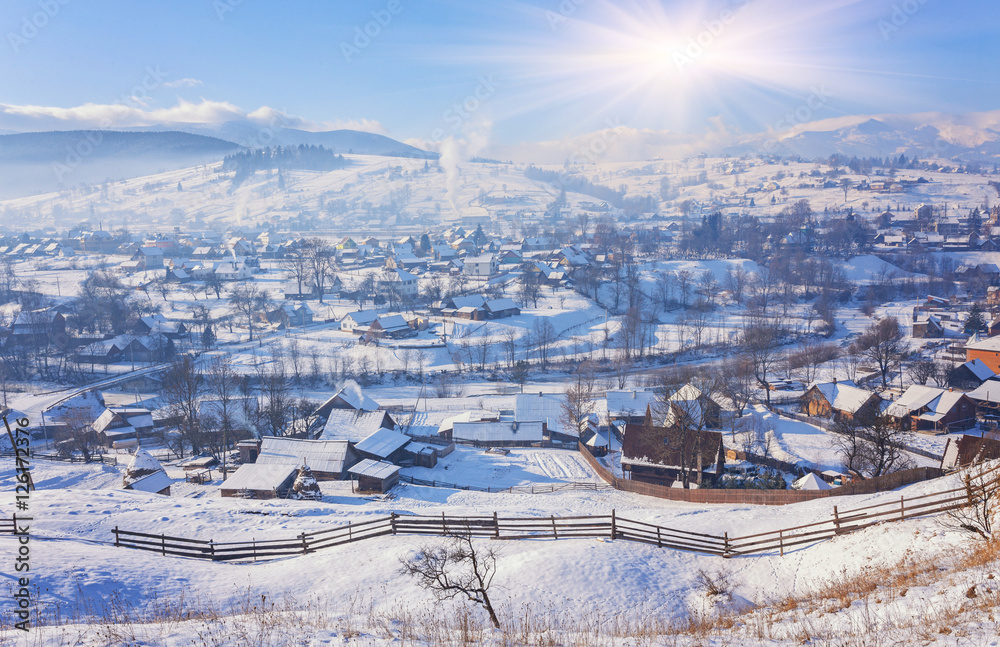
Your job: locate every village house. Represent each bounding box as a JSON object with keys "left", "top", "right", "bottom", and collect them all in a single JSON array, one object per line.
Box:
[
  {"left": 91, "top": 407, "right": 155, "bottom": 447},
  {"left": 620, "top": 423, "right": 725, "bottom": 488},
  {"left": 463, "top": 254, "right": 498, "bottom": 279},
  {"left": 965, "top": 335, "right": 1000, "bottom": 373},
  {"left": 340, "top": 310, "right": 379, "bottom": 333},
  {"left": 800, "top": 379, "right": 882, "bottom": 423},
  {"left": 884, "top": 385, "right": 976, "bottom": 434}
]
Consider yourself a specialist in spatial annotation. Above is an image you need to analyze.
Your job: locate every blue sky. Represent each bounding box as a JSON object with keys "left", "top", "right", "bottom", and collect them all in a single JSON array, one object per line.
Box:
[{"left": 1, "top": 0, "right": 997, "bottom": 149}]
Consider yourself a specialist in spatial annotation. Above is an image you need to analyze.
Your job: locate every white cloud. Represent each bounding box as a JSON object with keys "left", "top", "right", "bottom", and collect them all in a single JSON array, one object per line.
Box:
[
  {"left": 162, "top": 78, "right": 203, "bottom": 89},
  {"left": 0, "top": 98, "right": 387, "bottom": 136}
]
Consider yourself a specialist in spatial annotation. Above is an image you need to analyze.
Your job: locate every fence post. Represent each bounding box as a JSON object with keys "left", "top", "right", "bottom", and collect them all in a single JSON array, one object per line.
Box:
[
  {"left": 779, "top": 529, "right": 784, "bottom": 557},
  {"left": 252, "top": 538, "right": 257, "bottom": 563},
  {"left": 390, "top": 513, "right": 397, "bottom": 535},
  {"left": 900, "top": 495, "right": 905, "bottom": 521},
  {"left": 610, "top": 509, "right": 616, "bottom": 540},
  {"left": 656, "top": 526, "right": 662, "bottom": 548},
  {"left": 442, "top": 511, "right": 447, "bottom": 536},
  {"left": 493, "top": 511, "right": 500, "bottom": 538},
  {"left": 348, "top": 521, "right": 352, "bottom": 543},
  {"left": 833, "top": 506, "right": 841, "bottom": 535},
  {"left": 113, "top": 526, "right": 119, "bottom": 547},
  {"left": 161, "top": 533, "right": 166, "bottom": 556},
  {"left": 723, "top": 532, "right": 730, "bottom": 558},
  {"left": 209, "top": 540, "right": 215, "bottom": 561},
  {"left": 551, "top": 515, "right": 558, "bottom": 539},
  {"left": 299, "top": 532, "right": 308, "bottom": 554}
]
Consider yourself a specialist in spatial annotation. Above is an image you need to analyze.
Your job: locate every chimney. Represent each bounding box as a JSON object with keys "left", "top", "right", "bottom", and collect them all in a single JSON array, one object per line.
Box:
[
  {"left": 832, "top": 377, "right": 837, "bottom": 384},
  {"left": 949, "top": 387, "right": 954, "bottom": 392},
  {"left": 632, "top": 390, "right": 636, "bottom": 399},
  {"left": 538, "top": 391, "right": 542, "bottom": 398}
]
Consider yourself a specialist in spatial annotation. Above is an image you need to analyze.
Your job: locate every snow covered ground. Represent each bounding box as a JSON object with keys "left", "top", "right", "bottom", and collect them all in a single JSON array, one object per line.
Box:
[{"left": 0, "top": 456, "right": 996, "bottom": 646}]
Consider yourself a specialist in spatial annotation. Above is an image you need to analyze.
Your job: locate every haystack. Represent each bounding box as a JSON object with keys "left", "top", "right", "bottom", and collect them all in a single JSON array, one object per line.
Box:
[{"left": 291, "top": 463, "right": 322, "bottom": 500}]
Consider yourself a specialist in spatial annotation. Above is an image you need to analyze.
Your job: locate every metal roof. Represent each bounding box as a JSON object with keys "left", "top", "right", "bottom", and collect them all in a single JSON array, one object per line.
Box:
[
  {"left": 348, "top": 458, "right": 400, "bottom": 480},
  {"left": 257, "top": 437, "right": 354, "bottom": 474},
  {"left": 354, "top": 427, "right": 411, "bottom": 459},
  {"left": 221, "top": 463, "right": 297, "bottom": 491}
]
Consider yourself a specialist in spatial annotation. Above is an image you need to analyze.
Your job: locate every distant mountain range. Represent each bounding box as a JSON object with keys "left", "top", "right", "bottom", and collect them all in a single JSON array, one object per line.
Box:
[
  {"left": 0, "top": 127, "right": 438, "bottom": 198},
  {"left": 728, "top": 111, "right": 1000, "bottom": 162}
]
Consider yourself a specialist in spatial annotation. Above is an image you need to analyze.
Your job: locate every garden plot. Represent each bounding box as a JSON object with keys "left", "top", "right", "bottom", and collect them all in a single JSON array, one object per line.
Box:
[{"left": 402, "top": 446, "right": 600, "bottom": 489}]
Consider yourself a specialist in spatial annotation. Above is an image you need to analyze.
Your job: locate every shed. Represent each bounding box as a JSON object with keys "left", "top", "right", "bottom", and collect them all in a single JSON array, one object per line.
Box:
[
  {"left": 792, "top": 472, "right": 832, "bottom": 491},
  {"left": 800, "top": 380, "right": 881, "bottom": 423},
  {"left": 620, "top": 423, "right": 724, "bottom": 487},
  {"left": 220, "top": 463, "right": 297, "bottom": 499},
  {"left": 348, "top": 459, "right": 400, "bottom": 493}
]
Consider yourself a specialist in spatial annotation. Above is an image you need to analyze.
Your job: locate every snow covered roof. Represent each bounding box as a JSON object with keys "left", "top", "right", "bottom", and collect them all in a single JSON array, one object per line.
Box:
[
  {"left": 126, "top": 470, "right": 171, "bottom": 494},
  {"left": 451, "top": 419, "right": 545, "bottom": 443},
  {"left": 884, "top": 385, "right": 966, "bottom": 419},
  {"left": 221, "top": 463, "right": 297, "bottom": 492},
  {"left": 514, "top": 393, "right": 567, "bottom": 435},
  {"left": 484, "top": 298, "right": 519, "bottom": 312},
  {"left": 257, "top": 437, "right": 356, "bottom": 475},
  {"left": 968, "top": 380, "right": 1000, "bottom": 405},
  {"left": 606, "top": 390, "right": 658, "bottom": 418},
  {"left": 319, "top": 410, "right": 393, "bottom": 442},
  {"left": 965, "top": 335, "right": 1000, "bottom": 352},
  {"left": 585, "top": 431, "right": 610, "bottom": 448},
  {"left": 620, "top": 423, "right": 723, "bottom": 471},
  {"left": 348, "top": 459, "right": 400, "bottom": 480},
  {"left": 962, "top": 358, "right": 996, "bottom": 382},
  {"left": 329, "top": 386, "right": 380, "bottom": 412},
  {"left": 353, "top": 427, "right": 411, "bottom": 459},
  {"left": 806, "top": 380, "right": 877, "bottom": 414},
  {"left": 375, "top": 314, "right": 409, "bottom": 331}
]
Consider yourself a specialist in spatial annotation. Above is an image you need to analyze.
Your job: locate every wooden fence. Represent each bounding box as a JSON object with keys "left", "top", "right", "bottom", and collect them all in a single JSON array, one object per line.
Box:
[
  {"left": 576, "top": 442, "right": 945, "bottom": 505},
  {"left": 109, "top": 465, "right": 997, "bottom": 562}
]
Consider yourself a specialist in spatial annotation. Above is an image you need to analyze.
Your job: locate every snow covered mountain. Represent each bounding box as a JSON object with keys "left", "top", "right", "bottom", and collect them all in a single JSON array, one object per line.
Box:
[{"left": 729, "top": 110, "right": 1000, "bottom": 161}]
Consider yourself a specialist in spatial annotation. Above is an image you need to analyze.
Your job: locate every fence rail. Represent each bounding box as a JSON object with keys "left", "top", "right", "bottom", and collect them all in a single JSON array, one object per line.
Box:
[{"left": 108, "top": 464, "right": 998, "bottom": 562}]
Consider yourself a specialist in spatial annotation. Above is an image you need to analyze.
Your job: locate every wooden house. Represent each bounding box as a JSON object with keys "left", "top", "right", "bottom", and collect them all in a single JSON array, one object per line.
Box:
[
  {"left": 353, "top": 427, "right": 412, "bottom": 464},
  {"left": 620, "top": 423, "right": 724, "bottom": 487},
  {"left": 884, "top": 385, "right": 976, "bottom": 434},
  {"left": 348, "top": 459, "right": 400, "bottom": 493},
  {"left": 800, "top": 380, "right": 882, "bottom": 423},
  {"left": 941, "top": 434, "right": 1000, "bottom": 470}
]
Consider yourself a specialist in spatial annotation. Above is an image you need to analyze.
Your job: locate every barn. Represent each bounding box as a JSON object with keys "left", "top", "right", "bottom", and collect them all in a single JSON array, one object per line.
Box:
[
  {"left": 220, "top": 463, "right": 298, "bottom": 499},
  {"left": 348, "top": 459, "right": 401, "bottom": 493},
  {"left": 255, "top": 437, "right": 359, "bottom": 481},
  {"left": 353, "top": 427, "right": 412, "bottom": 463}
]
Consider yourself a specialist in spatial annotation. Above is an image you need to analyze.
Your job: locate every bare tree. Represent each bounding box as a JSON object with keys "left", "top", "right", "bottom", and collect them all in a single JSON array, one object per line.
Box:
[
  {"left": 260, "top": 364, "right": 293, "bottom": 436},
  {"left": 943, "top": 463, "right": 999, "bottom": 540},
  {"left": 229, "top": 282, "right": 271, "bottom": 342},
  {"left": 721, "top": 355, "right": 756, "bottom": 418},
  {"left": 833, "top": 414, "right": 912, "bottom": 478},
  {"left": 560, "top": 361, "right": 597, "bottom": 437},
  {"left": 908, "top": 358, "right": 936, "bottom": 386},
  {"left": 500, "top": 328, "right": 518, "bottom": 368},
  {"left": 612, "top": 350, "right": 633, "bottom": 389},
  {"left": 206, "top": 355, "right": 239, "bottom": 474},
  {"left": 55, "top": 407, "right": 100, "bottom": 462},
  {"left": 725, "top": 267, "right": 748, "bottom": 304},
  {"left": 742, "top": 320, "right": 782, "bottom": 406},
  {"left": 531, "top": 318, "right": 557, "bottom": 368},
  {"left": 401, "top": 532, "right": 502, "bottom": 629},
  {"left": 304, "top": 239, "right": 336, "bottom": 303},
  {"left": 852, "top": 317, "right": 906, "bottom": 389},
  {"left": 162, "top": 356, "right": 204, "bottom": 457}
]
